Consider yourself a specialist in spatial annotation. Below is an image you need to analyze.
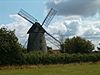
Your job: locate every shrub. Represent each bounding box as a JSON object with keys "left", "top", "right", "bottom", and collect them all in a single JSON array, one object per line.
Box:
[
  {"left": 0, "top": 28, "right": 24, "bottom": 65},
  {"left": 61, "top": 36, "right": 94, "bottom": 53},
  {"left": 22, "top": 52, "right": 100, "bottom": 65}
]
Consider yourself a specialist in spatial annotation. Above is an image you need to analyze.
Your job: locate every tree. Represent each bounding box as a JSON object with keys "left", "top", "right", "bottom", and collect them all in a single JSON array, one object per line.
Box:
[
  {"left": 61, "top": 36, "right": 94, "bottom": 53},
  {"left": 0, "top": 28, "right": 23, "bottom": 65}
]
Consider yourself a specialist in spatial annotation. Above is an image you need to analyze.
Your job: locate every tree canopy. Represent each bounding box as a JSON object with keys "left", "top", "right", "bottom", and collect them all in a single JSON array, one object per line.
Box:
[
  {"left": 0, "top": 28, "right": 23, "bottom": 65},
  {"left": 61, "top": 36, "right": 94, "bottom": 53}
]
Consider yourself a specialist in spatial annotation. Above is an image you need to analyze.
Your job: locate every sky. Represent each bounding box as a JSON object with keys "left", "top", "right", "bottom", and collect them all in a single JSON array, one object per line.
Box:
[
  {"left": 1, "top": 0, "right": 100, "bottom": 50},
  {"left": 0, "top": 0, "right": 47, "bottom": 24}
]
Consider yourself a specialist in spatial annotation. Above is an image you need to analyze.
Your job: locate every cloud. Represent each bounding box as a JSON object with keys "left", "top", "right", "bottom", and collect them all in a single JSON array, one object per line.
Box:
[
  {"left": 46, "top": 0, "right": 100, "bottom": 17},
  {"left": 45, "top": 19, "right": 67, "bottom": 35},
  {"left": 0, "top": 14, "right": 31, "bottom": 46},
  {"left": 44, "top": 14, "right": 100, "bottom": 49},
  {"left": 0, "top": 14, "right": 63, "bottom": 49},
  {"left": 45, "top": 0, "right": 100, "bottom": 49},
  {"left": 1, "top": 13, "right": 100, "bottom": 49}
]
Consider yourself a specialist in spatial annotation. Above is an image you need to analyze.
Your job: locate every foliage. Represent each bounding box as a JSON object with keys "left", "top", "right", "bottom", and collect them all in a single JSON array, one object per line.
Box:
[
  {"left": 61, "top": 36, "right": 94, "bottom": 53},
  {"left": 22, "top": 52, "right": 100, "bottom": 65},
  {"left": 0, "top": 28, "right": 99, "bottom": 65},
  {"left": 0, "top": 27, "right": 24, "bottom": 65}
]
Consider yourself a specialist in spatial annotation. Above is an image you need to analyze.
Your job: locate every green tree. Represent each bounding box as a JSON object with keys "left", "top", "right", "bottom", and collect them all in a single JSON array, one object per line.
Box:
[
  {"left": 61, "top": 36, "right": 94, "bottom": 53},
  {"left": 0, "top": 28, "right": 24, "bottom": 65}
]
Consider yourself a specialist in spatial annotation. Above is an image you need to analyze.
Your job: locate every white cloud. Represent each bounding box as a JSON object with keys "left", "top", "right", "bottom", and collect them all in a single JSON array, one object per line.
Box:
[
  {"left": 0, "top": 14, "right": 31, "bottom": 46},
  {"left": 46, "top": 19, "right": 67, "bottom": 35},
  {"left": 53, "top": 0, "right": 64, "bottom": 4},
  {"left": 1, "top": 13, "right": 100, "bottom": 50},
  {"left": 45, "top": 0, "right": 100, "bottom": 49},
  {"left": 45, "top": 14, "right": 100, "bottom": 49}
]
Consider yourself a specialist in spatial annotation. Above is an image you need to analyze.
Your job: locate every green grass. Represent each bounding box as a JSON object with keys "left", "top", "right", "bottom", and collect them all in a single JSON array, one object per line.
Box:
[{"left": 0, "top": 62, "right": 100, "bottom": 75}]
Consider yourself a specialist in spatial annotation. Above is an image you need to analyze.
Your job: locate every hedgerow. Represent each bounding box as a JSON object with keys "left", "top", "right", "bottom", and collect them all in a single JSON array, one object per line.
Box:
[
  {"left": 21, "top": 52, "right": 100, "bottom": 65},
  {"left": 0, "top": 50, "right": 100, "bottom": 65}
]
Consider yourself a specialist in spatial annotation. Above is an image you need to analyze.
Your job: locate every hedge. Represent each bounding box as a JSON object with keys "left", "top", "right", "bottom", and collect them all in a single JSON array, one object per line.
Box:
[
  {"left": 0, "top": 52, "right": 100, "bottom": 65},
  {"left": 23, "top": 52, "right": 100, "bottom": 65}
]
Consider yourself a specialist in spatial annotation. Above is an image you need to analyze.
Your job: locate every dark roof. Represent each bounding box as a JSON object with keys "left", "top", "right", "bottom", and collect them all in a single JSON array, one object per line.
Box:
[{"left": 27, "top": 22, "right": 45, "bottom": 33}]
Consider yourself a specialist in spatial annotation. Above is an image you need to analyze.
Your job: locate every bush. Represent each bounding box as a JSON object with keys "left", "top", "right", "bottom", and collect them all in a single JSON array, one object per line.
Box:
[
  {"left": 61, "top": 36, "right": 94, "bottom": 53},
  {"left": 0, "top": 28, "right": 24, "bottom": 65},
  {"left": 22, "top": 52, "right": 100, "bottom": 65}
]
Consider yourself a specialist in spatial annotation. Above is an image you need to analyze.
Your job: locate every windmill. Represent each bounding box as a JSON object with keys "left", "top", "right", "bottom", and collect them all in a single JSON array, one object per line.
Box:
[{"left": 18, "top": 8, "right": 61, "bottom": 52}]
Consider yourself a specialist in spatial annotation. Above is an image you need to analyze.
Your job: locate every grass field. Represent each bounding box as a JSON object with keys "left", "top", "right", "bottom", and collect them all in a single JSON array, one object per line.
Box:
[{"left": 0, "top": 62, "right": 100, "bottom": 75}]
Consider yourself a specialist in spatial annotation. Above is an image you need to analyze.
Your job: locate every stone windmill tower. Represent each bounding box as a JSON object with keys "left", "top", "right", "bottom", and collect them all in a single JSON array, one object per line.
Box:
[
  {"left": 18, "top": 8, "right": 61, "bottom": 52},
  {"left": 27, "top": 22, "right": 47, "bottom": 52}
]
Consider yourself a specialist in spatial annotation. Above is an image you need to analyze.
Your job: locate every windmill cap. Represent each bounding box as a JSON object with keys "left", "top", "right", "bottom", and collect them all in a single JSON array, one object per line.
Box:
[{"left": 27, "top": 22, "right": 46, "bottom": 33}]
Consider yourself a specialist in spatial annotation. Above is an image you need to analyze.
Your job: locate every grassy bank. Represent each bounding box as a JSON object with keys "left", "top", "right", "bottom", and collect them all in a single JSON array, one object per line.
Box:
[{"left": 0, "top": 62, "right": 100, "bottom": 75}]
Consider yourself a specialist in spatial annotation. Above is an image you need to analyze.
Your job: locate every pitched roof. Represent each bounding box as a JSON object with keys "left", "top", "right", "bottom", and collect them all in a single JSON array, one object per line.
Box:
[{"left": 27, "top": 22, "right": 45, "bottom": 33}]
